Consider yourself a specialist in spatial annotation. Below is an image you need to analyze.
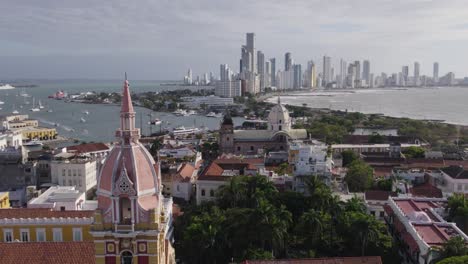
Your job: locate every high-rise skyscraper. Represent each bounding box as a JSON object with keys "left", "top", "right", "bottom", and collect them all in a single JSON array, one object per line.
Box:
[
  {"left": 339, "top": 59, "right": 347, "bottom": 88},
  {"left": 402, "top": 66, "right": 409, "bottom": 85},
  {"left": 246, "top": 33, "right": 256, "bottom": 73},
  {"left": 285, "top": 52, "right": 293, "bottom": 71},
  {"left": 363, "top": 60, "right": 370, "bottom": 85},
  {"left": 414, "top": 62, "right": 420, "bottom": 86},
  {"left": 433, "top": 62, "right": 439, "bottom": 84},
  {"left": 306, "top": 60, "right": 316, "bottom": 88},
  {"left": 265, "top": 61, "right": 271, "bottom": 88},
  {"left": 293, "top": 64, "right": 302, "bottom": 89},
  {"left": 323, "top": 56, "right": 331, "bottom": 85},
  {"left": 257, "top": 50, "right": 265, "bottom": 90},
  {"left": 270, "top": 58, "right": 276, "bottom": 87},
  {"left": 354, "top": 60, "right": 361, "bottom": 81},
  {"left": 241, "top": 46, "right": 251, "bottom": 73}
]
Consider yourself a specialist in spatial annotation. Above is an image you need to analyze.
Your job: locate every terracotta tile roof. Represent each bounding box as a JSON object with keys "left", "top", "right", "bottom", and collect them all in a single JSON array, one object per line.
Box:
[
  {"left": 0, "top": 208, "right": 94, "bottom": 219},
  {"left": 242, "top": 256, "right": 382, "bottom": 264},
  {"left": 198, "top": 157, "right": 264, "bottom": 181},
  {"left": 175, "top": 163, "right": 195, "bottom": 182},
  {"left": 410, "top": 182, "right": 443, "bottom": 198},
  {"left": 0, "top": 242, "right": 95, "bottom": 264},
  {"left": 67, "top": 143, "right": 109, "bottom": 154},
  {"left": 365, "top": 190, "right": 397, "bottom": 201}
]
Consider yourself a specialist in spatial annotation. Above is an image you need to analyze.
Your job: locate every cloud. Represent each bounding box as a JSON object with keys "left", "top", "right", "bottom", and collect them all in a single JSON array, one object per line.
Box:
[{"left": 0, "top": 0, "right": 468, "bottom": 79}]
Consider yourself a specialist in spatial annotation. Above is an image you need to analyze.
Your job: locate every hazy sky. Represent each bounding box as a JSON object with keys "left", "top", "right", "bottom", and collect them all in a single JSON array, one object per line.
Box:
[{"left": 1, "top": 0, "right": 468, "bottom": 80}]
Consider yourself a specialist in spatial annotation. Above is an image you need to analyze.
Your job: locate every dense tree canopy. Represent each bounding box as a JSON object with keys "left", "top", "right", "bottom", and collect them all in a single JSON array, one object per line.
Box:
[
  {"left": 174, "top": 174, "right": 396, "bottom": 263},
  {"left": 402, "top": 146, "right": 426, "bottom": 158},
  {"left": 341, "top": 150, "right": 359, "bottom": 167},
  {"left": 447, "top": 194, "right": 468, "bottom": 234},
  {"left": 345, "top": 160, "right": 374, "bottom": 192}
]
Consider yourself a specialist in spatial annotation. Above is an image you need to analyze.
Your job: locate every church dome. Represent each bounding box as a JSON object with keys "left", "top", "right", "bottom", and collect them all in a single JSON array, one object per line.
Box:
[
  {"left": 96, "top": 76, "right": 161, "bottom": 224},
  {"left": 268, "top": 96, "right": 291, "bottom": 131}
]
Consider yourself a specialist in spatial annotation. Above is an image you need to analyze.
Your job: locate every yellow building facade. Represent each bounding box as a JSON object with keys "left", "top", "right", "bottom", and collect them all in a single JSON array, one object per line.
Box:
[
  {"left": 20, "top": 127, "right": 58, "bottom": 140},
  {"left": 0, "top": 192, "right": 10, "bottom": 208},
  {"left": 0, "top": 209, "right": 94, "bottom": 243}
]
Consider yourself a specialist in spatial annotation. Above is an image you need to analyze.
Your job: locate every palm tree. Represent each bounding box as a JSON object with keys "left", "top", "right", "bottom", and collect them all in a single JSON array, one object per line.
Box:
[
  {"left": 345, "top": 196, "right": 366, "bottom": 213},
  {"left": 298, "top": 209, "right": 324, "bottom": 245},
  {"left": 351, "top": 213, "right": 380, "bottom": 256}
]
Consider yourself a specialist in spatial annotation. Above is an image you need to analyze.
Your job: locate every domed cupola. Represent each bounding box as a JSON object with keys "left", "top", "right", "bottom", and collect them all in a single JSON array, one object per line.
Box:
[
  {"left": 268, "top": 96, "right": 291, "bottom": 131},
  {"left": 96, "top": 74, "right": 162, "bottom": 226}
]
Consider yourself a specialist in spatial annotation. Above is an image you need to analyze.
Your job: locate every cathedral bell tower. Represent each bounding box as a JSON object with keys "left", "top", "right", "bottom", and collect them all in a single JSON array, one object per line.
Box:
[
  {"left": 219, "top": 110, "right": 234, "bottom": 154},
  {"left": 91, "top": 74, "right": 174, "bottom": 264}
]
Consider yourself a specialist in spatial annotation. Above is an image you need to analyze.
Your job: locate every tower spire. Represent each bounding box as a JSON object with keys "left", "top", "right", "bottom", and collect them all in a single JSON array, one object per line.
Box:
[{"left": 117, "top": 73, "right": 140, "bottom": 143}]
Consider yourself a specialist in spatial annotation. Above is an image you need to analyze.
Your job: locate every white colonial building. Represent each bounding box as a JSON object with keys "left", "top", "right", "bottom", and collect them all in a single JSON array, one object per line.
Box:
[
  {"left": 27, "top": 186, "right": 89, "bottom": 211},
  {"left": 50, "top": 153, "right": 98, "bottom": 194}
]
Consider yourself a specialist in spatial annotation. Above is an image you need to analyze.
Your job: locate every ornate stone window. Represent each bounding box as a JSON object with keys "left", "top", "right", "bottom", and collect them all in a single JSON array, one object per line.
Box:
[{"left": 113, "top": 165, "right": 136, "bottom": 196}]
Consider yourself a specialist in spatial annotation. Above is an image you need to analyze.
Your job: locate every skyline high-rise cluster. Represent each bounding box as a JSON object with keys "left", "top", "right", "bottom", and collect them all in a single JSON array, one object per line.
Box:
[{"left": 209, "top": 33, "right": 460, "bottom": 97}]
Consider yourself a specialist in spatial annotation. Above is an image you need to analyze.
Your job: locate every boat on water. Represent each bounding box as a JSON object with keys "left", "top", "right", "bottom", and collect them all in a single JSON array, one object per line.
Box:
[
  {"left": 0, "top": 84, "right": 15, "bottom": 90},
  {"left": 188, "top": 110, "right": 197, "bottom": 116},
  {"left": 19, "top": 89, "right": 30, "bottom": 97},
  {"left": 38, "top": 100, "right": 44, "bottom": 109},
  {"left": 80, "top": 117, "right": 86, "bottom": 123},
  {"left": 171, "top": 126, "right": 201, "bottom": 135},
  {"left": 49, "top": 90, "right": 66, "bottom": 100},
  {"left": 12, "top": 105, "right": 19, "bottom": 114},
  {"left": 23, "top": 139, "right": 43, "bottom": 147},
  {"left": 173, "top": 109, "right": 187, "bottom": 116},
  {"left": 0, "top": 100, "right": 4, "bottom": 105},
  {"left": 206, "top": 112, "right": 221, "bottom": 117},
  {"left": 47, "top": 109, "right": 53, "bottom": 113},
  {"left": 30, "top": 98, "right": 40, "bottom": 112},
  {"left": 83, "top": 110, "right": 90, "bottom": 115},
  {"left": 148, "top": 119, "right": 162, "bottom": 125}
]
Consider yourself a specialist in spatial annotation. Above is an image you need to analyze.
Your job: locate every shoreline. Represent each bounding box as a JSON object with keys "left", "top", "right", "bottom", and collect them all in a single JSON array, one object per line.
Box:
[{"left": 263, "top": 89, "right": 468, "bottom": 127}]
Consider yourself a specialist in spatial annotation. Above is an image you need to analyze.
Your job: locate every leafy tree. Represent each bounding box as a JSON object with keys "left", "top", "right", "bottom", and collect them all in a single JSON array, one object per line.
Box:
[
  {"left": 149, "top": 138, "right": 163, "bottom": 156},
  {"left": 341, "top": 150, "right": 359, "bottom": 167},
  {"left": 403, "top": 146, "right": 426, "bottom": 158},
  {"left": 345, "top": 160, "right": 373, "bottom": 192},
  {"left": 375, "top": 178, "right": 393, "bottom": 191},
  {"left": 447, "top": 194, "right": 468, "bottom": 233},
  {"left": 368, "top": 134, "right": 385, "bottom": 144},
  {"left": 275, "top": 163, "right": 290, "bottom": 176},
  {"left": 436, "top": 255, "right": 468, "bottom": 264},
  {"left": 440, "top": 236, "right": 468, "bottom": 258}
]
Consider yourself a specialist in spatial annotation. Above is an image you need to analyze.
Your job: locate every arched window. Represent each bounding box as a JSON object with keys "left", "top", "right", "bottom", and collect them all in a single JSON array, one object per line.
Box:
[
  {"left": 279, "top": 125, "right": 282, "bottom": 131},
  {"left": 201, "top": 189, "right": 206, "bottom": 196},
  {"left": 121, "top": 251, "right": 133, "bottom": 264},
  {"left": 210, "top": 190, "right": 215, "bottom": 197}
]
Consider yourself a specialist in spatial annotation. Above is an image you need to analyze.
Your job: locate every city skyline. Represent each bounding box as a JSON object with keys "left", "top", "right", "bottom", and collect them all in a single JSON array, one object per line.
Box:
[{"left": 2, "top": 0, "right": 468, "bottom": 80}]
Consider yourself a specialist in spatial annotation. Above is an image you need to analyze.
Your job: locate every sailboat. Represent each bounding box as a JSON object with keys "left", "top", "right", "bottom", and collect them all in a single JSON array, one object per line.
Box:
[
  {"left": 38, "top": 100, "right": 44, "bottom": 109},
  {"left": 12, "top": 104, "right": 19, "bottom": 114},
  {"left": 0, "top": 97, "right": 4, "bottom": 105},
  {"left": 30, "top": 97, "right": 40, "bottom": 112}
]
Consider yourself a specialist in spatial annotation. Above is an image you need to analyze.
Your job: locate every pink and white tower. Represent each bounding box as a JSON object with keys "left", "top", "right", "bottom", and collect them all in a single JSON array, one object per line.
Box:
[{"left": 96, "top": 75, "right": 162, "bottom": 227}]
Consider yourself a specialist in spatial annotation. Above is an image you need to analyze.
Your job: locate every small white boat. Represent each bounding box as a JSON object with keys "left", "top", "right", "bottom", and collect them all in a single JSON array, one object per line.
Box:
[
  {"left": 30, "top": 98, "right": 40, "bottom": 112},
  {"left": 12, "top": 110, "right": 19, "bottom": 114},
  {"left": 173, "top": 109, "right": 187, "bottom": 116},
  {"left": 19, "top": 89, "right": 30, "bottom": 97},
  {"left": 148, "top": 119, "right": 162, "bottom": 125},
  {"left": 47, "top": 109, "right": 53, "bottom": 113},
  {"left": 38, "top": 100, "right": 44, "bottom": 109},
  {"left": 83, "top": 110, "right": 90, "bottom": 115},
  {"left": 206, "top": 112, "right": 217, "bottom": 117},
  {"left": 0, "top": 84, "right": 15, "bottom": 90},
  {"left": 0, "top": 100, "right": 4, "bottom": 105},
  {"left": 171, "top": 126, "right": 201, "bottom": 135},
  {"left": 80, "top": 117, "right": 86, "bottom": 123},
  {"left": 24, "top": 139, "right": 43, "bottom": 147}
]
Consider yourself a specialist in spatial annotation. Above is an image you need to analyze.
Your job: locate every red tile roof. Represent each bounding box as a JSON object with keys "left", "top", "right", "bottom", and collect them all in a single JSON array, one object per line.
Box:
[
  {"left": 412, "top": 223, "right": 468, "bottom": 247},
  {"left": 0, "top": 208, "right": 94, "bottom": 219},
  {"left": 0, "top": 242, "right": 95, "bottom": 264},
  {"left": 174, "top": 163, "right": 195, "bottom": 182},
  {"left": 198, "top": 157, "right": 263, "bottom": 181},
  {"left": 242, "top": 256, "right": 382, "bottom": 264},
  {"left": 410, "top": 182, "right": 443, "bottom": 198},
  {"left": 365, "top": 190, "right": 397, "bottom": 201},
  {"left": 67, "top": 143, "right": 109, "bottom": 154}
]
